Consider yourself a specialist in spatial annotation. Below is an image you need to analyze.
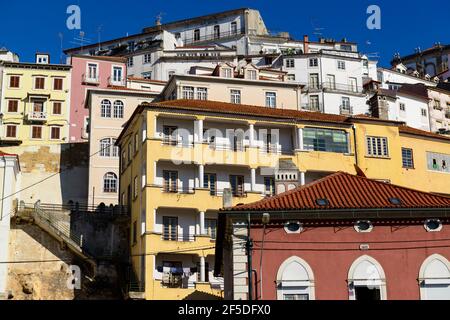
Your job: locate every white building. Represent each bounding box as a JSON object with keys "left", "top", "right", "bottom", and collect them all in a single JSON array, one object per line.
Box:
[
  {"left": 0, "top": 48, "right": 19, "bottom": 63},
  {"left": 277, "top": 46, "right": 372, "bottom": 116},
  {"left": 0, "top": 151, "right": 20, "bottom": 299},
  {"left": 377, "top": 65, "right": 438, "bottom": 91},
  {"left": 369, "top": 84, "right": 431, "bottom": 131}
]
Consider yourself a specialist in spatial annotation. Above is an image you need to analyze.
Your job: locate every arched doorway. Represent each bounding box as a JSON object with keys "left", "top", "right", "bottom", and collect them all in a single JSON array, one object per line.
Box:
[
  {"left": 419, "top": 254, "right": 450, "bottom": 300},
  {"left": 276, "top": 256, "right": 315, "bottom": 300},
  {"left": 348, "top": 255, "right": 387, "bottom": 300}
]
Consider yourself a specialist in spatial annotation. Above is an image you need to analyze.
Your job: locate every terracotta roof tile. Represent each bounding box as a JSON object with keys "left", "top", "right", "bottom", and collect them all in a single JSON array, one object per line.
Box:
[
  {"left": 399, "top": 125, "right": 450, "bottom": 141},
  {"left": 225, "top": 172, "right": 450, "bottom": 211}
]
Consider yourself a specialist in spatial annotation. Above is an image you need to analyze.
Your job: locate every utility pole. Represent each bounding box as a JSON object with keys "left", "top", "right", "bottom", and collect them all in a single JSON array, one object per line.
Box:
[{"left": 246, "top": 214, "right": 253, "bottom": 301}]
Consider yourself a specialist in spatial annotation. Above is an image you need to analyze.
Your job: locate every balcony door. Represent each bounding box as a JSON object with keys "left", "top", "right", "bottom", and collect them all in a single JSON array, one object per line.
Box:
[
  {"left": 230, "top": 175, "right": 244, "bottom": 197},
  {"left": 163, "top": 170, "right": 178, "bottom": 193},
  {"left": 162, "top": 217, "right": 178, "bottom": 241},
  {"left": 33, "top": 100, "right": 44, "bottom": 113},
  {"left": 204, "top": 173, "right": 217, "bottom": 195}
]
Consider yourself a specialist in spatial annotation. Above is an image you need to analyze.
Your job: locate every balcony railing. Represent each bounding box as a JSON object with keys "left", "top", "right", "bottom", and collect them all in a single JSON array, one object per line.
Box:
[
  {"left": 162, "top": 231, "right": 195, "bottom": 242},
  {"left": 183, "top": 28, "right": 245, "bottom": 45},
  {"left": 304, "top": 82, "right": 364, "bottom": 94},
  {"left": 339, "top": 105, "right": 354, "bottom": 115},
  {"left": 301, "top": 103, "right": 324, "bottom": 112},
  {"left": 27, "top": 111, "right": 47, "bottom": 121},
  {"left": 108, "top": 77, "right": 126, "bottom": 87},
  {"left": 162, "top": 137, "right": 194, "bottom": 148},
  {"left": 82, "top": 74, "right": 100, "bottom": 84},
  {"left": 208, "top": 141, "right": 245, "bottom": 152},
  {"left": 162, "top": 185, "right": 195, "bottom": 194}
]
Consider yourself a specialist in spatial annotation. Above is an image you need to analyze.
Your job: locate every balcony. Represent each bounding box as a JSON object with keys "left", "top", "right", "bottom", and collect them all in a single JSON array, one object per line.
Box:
[
  {"left": 339, "top": 105, "right": 354, "bottom": 115},
  {"left": 183, "top": 28, "right": 245, "bottom": 45},
  {"left": 304, "top": 83, "right": 364, "bottom": 95},
  {"left": 27, "top": 111, "right": 48, "bottom": 122},
  {"left": 82, "top": 74, "right": 100, "bottom": 85},
  {"left": 108, "top": 77, "right": 126, "bottom": 87},
  {"left": 301, "top": 103, "right": 324, "bottom": 112}
]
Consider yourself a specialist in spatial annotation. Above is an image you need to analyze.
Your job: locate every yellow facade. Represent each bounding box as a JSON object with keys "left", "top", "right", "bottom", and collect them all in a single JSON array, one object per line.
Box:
[
  {"left": 0, "top": 61, "right": 71, "bottom": 147},
  {"left": 117, "top": 103, "right": 450, "bottom": 300}
]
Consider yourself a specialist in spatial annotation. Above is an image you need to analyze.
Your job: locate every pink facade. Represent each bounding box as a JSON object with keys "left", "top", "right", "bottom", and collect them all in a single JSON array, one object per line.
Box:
[
  {"left": 69, "top": 55, "right": 127, "bottom": 142},
  {"left": 249, "top": 221, "right": 450, "bottom": 300}
]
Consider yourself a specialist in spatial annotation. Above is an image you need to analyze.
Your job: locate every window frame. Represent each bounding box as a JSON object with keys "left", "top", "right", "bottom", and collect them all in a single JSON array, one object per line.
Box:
[
  {"left": 366, "top": 136, "right": 389, "bottom": 158},
  {"left": 401, "top": 147, "right": 414, "bottom": 169}
]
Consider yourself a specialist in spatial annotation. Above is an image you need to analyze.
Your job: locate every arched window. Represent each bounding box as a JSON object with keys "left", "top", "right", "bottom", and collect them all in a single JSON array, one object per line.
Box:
[
  {"left": 101, "top": 99, "right": 112, "bottom": 118},
  {"left": 113, "top": 100, "right": 124, "bottom": 118},
  {"left": 99, "top": 138, "right": 118, "bottom": 157},
  {"left": 348, "top": 255, "right": 387, "bottom": 300},
  {"left": 276, "top": 256, "right": 315, "bottom": 300},
  {"left": 419, "top": 254, "right": 450, "bottom": 300},
  {"left": 103, "top": 172, "right": 118, "bottom": 193}
]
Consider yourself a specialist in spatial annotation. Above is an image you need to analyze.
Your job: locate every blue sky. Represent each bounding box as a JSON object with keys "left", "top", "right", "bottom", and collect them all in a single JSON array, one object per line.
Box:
[{"left": 1, "top": 0, "right": 449, "bottom": 66}]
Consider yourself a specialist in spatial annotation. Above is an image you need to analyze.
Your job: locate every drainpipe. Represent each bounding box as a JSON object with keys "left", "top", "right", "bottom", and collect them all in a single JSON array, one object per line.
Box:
[
  {"left": 352, "top": 125, "right": 358, "bottom": 167},
  {"left": 246, "top": 213, "right": 253, "bottom": 301}
]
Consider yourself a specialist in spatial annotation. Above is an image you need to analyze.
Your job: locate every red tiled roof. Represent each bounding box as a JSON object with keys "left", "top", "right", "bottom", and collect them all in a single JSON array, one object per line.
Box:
[
  {"left": 106, "top": 86, "right": 159, "bottom": 93},
  {"left": 225, "top": 172, "right": 450, "bottom": 211},
  {"left": 154, "top": 99, "right": 350, "bottom": 124},
  {"left": 399, "top": 125, "right": 450, "bottom": 141},
  {"left": 127, "top": 77, "right": 167, "bottom": 84}
]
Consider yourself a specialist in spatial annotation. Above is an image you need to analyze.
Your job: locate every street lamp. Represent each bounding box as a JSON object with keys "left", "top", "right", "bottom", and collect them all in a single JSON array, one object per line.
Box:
[{"left": 259, "top": 213, "right": 270, "bottom": 300}]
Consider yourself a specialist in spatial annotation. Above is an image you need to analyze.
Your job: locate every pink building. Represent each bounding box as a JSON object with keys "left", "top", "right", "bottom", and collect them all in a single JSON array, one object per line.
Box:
[{"left": 68, "top": 55, "right": 127, "bottom": 142}]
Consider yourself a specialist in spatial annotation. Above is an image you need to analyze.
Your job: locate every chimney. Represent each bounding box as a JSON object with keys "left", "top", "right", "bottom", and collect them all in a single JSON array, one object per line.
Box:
[{"left": 303, "top": 35, "right": 309, "bottom": 54}]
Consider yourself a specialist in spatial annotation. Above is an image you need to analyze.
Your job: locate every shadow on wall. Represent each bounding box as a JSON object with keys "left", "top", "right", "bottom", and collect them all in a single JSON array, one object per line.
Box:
[{"left": 59, "top": 143, "right": 90, "bottom": 206}]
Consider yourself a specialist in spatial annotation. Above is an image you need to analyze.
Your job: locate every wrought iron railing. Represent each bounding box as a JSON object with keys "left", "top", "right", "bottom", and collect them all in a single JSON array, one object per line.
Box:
[{"left": 183, "top": 28, "right": 245, "bottom": 45}]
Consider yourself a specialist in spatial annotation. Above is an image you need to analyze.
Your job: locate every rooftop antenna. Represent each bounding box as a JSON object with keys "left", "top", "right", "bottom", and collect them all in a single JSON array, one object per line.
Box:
[
  {"left": 70, "top": 30, "right": 92, "bottom": 50},
  {"left": 58, "top": 32, "right": 64, "bottom": 64},
  {"left": 96, "top": 25, "right": 103, "bottom": 51},
  {"left": 310, "top": 18, "right": 325, "bottom": 40},
  {"left": 155, "top": 12, "right": 163, "bottom": 26}
]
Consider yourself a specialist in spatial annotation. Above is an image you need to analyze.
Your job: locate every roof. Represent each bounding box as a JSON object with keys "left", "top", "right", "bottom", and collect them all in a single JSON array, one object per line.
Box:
[
  {"left": 71, "top": 54, "right": 127, "bottom": 63},
  {"left": 224, "top": 172, "right": 450, "bottom": 212},
  {"left": 127, "top": 77, "right": 167, "bottom": 84},
  {"left": 394, "top": 44, "right": 450, "bottom": 64},
  {"left": 399, "top": 125, "right": 450, "bottom": 142},
  {"left": 0, "top": 150, "right": 18, "bottom": 157},
  {"left": 397, "top": 83, "right": 430, "bottom": 100}
]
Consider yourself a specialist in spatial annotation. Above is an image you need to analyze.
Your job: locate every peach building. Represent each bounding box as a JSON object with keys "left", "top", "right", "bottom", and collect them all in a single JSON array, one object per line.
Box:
[
  {"left": 68, "top": 55, "right": 127, "bottom": 142},
  {"left": 85, "top": 87, "right": 160, "bottom": 206}
]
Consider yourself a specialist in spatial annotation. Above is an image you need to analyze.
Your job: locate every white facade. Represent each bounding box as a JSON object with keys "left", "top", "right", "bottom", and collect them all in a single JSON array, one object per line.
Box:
[
  {"left": 0, "top": 152, "right": 20, "bottom": 298},
  {"left": 280, "top": 50, "right": 371, "bottom": 115},
  {"left": 377, "top": 67, "right": 438, "bottom": 90}
]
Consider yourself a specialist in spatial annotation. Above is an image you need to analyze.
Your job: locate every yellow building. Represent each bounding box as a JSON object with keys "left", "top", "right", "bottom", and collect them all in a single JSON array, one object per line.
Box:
[
  {"left": 0, "top": 54, "right": 71, "bottom": 147},
  {"left": 116, "top": 99, "right": 450, "bottom": 300}
]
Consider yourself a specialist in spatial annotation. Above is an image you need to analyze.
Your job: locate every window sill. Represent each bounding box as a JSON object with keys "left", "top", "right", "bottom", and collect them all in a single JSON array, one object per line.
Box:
[{"left": 365, "top": 155, "right": 391, "bottom": 160}]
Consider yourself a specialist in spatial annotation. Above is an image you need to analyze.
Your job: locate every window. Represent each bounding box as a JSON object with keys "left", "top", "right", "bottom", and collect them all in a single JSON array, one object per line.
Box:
[
  {"left": 354, "top": 220, "right": 373, "bottom": 233},
  {"left": 221, "top": 68, "right": 232, "bottom": 78},
  {"left": 87, "top": 63, "right": 98, "bottom": 79},
  {"left": 419, "top": 254, "right": 450, "bottom": 300},
  {"left": 141, "top": 120, "right": 147, "bottom": 143},
  {"left": 309, "top": 58, "right": 318, "bottom": 67},
  {"left": 163, "top": 170, "right": 178, "bottom": 192},
  {"left": 286, "top": 59, "right": 295, "bottom": 68},
  {"left": 113, "top": 100, "right": 124, "bottom": 118},
  {"left": 287, "top": 74, "right": 296, "bottom": 81},
  {"left": 264, "top": 177, "right": 275, "bottom": 196},
  {"left": 197, "top": 87, "right": 208, "bottom": 100},
  {"left": 204, "top": 173, "right": 217, "bottom": 196},
  {"left": 134, "top": 133, "right": 139, "bottom": 153},
  {"left": 247, "top": 69, "right": 257, "bottom": 80},
  {"left": 276, "top": 257, "right": 315, "bottom": 300},
  {"left": 341, "top": 44, "right": 352, "bottom": 51},
  {"left": 424, "top": 219, "right": 443, "bottom": 232},
  {"left": 402, "top": 148, "right": 414, "bottom": 169},
  {"left": 143, "top": 53, "right": 151, "bottom": 64},
  {"left": 230, "top": 90, "right": 241, "bottom": 104},
  {"left": 427, "top": 152, "right": 450, "bottom": 173},
  {"left": 101, "top": 100, "right": 112, "bottom": 118},
  {"left": 433, "top": 99, "right": 441, "bottom": 110},
  {"left": 52, "top": 102, "right": 62, "bottom": 115},
  {"left": 349, "top": 77, "right": 358, "bottom": 92},
  {"left": 163, "top": 217, "right": 178, "bottom": 241},
  {"left": 100, "top": 138, "right": 118, "bottom": 157},
  {"left": 9, "top": 75, "right": 20, "bottom": 88},
  {"left": 341, "top": 97, "right": 351, "bottom": 114},
  {"left": 34, "top": 77, "right": 45, "bottom": 89},
  {"left": 163, "top": 126, "right": 178, "bottom": 145},
  {"left": 309, "top": 95, "right": 320, "bottom": 111},
  {"left": 133, "top": 176, "right": 138, "bottom": 199},
  {"left": 366, "top": 136, "right": 389, "bottom": 157},
  {"left": 205, "top": 219, "right": 217, "bottom": 239},
  {"left": 337, "top": 61, "right": 346, "bottom": 70},
  {"left": 303, "top": 128, "right": 349, "bottom": 153},
  {"left": 50, "top": 127, "right": 61, "bottom": 140},
  {"left": 32, "top": 100, "right": 44, "bottom": 114},
  {"left": 421, "top": 108, "right": 428, "bottom": 117},
  {"left": 31, "top": 126, "right": 42, "bottom": 139},
  {"left": 214, "top": 25, "right": 220, "bottom": 39},
  {"left": 112, "top": 66, "right": 123, "bottom": 82},
  {"left": 348, "top": 256, "right": 386, "bottom": 301},
  {"left": 103, "top": 172, "right": 118, "bottom": 193},
  {"left": 127, "top": 57, "right": 134, "bottom": 67},
  {"left": 142, "top": 71, "right": 152, "bottom": 80},
  {"left": 230, "top": 175, "right": 244, "bottom": 197},
  {"left": 309, "top": 73, "right": 319, "bottom": 89},
  {"left": 284, "top": 221, "right": 303, "bottom": 234},
  {"left": 7, "top": 100, "right": 18, "bottom": 113},
  {"left": 141, "top": 162, "right": 147, "bottom": 189},
  {"left": 53, "top": 78, "right": 63, "bottom": 90},
  {"left": 265, "top": 92, "right": 277, "bottom": 108},
  {"left": 121, "top": 151, "right": 126, "bottom": 171},
  {"left": 182, "top": 86, "right": 194, "bottom": 99},
  {"left": 399, "top": 103, "right": 406, "bottom": 112},
  {"left": 231, "top": 21, "right": 237, "bottom": 35},
  {"left": 194, "top": 29, "right": 200, "bottom": 41},
  {"left": 6, "top": 125, "right": 17, "bottom": 138}
]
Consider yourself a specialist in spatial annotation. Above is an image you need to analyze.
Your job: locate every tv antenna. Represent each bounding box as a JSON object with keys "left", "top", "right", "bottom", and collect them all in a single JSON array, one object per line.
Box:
[
  {"left": 58, "top": 32, "right": 64, "bottom": 64},
  {"left": 310, "top": 18, "right": 325, "bottom": 39},
  {"left": 155, "top": 12, "right": 166, "bottom": 26},
  {"left": 70, "top": 31, "right": 92, "bottom": 50},
  {"left": 96, "top": 25, "right": 103, "bottom": 51}
]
